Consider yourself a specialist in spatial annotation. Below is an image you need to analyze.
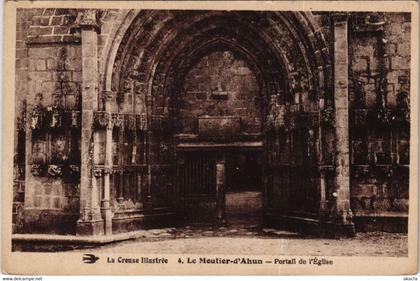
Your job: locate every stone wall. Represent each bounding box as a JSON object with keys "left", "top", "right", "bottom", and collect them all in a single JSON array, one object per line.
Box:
[
  {"left": 178, "top": 50, "right": 262, "bottom": 136},
  {"left": 348, "top": 13, "right": 410, "bottom": 223},
  {"left": 15, "top": 8, "right": 83, "bottom": 234},
  {"left": 311, "top": 12, "right": 410, "bottom": 229}
]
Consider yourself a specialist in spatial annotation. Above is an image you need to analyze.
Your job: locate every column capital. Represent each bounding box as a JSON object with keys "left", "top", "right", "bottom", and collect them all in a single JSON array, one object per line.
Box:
[
  {"left": 101, "top": 90, "right": 114, "bottom": 112},
  {"left": 93, "top": 111, "right": 112, "bottom": 129},
  {"left": 101, "top": 90, "right": 115, "bottom": 102},
  {"left": 331, "top": 12, "right": 350, "bottom": 22},
  {"left": 71, "top": 9, "right": 101, "bottom": 33}
]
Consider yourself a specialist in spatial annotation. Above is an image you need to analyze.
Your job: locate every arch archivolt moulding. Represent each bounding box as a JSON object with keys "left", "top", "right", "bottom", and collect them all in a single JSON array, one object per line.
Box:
[
  {"left": 100, "top": 10, "right": 333, "bottom": 115},
  {"left": 99, "top": 9, "right": 143, "bottom": 94}
]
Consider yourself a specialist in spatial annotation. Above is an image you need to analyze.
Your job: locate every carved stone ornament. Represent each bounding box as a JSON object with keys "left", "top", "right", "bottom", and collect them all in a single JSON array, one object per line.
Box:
[
  {"left": 111, "top": 113, "right": 124, "bottom": 128},
  {"left": 267, "top": 95, "right": 287, "bottom": 131},
  {"left": 103, "top": 167, "right": 113, "bottom": 175},
  {"left": 136, "top": 114, "right": 147, "bottom": 131},
  {"left": 129, "top": 70, "right": 141, "bottom": 80},
  {"left": 117, "top": 91, "right": 126, "bottom": 105},
  {"left": 93, "top": 111, "right": 111, "bottom": 128},
  {"left": 30, "top": 106, "right": 44, "bottom": 130},
  {"left": 93, "top": 167, "right": 104, "bottom": 177},
  {"left": 47, "top": 164, "right": 62, "bottom": 177},
  {"left": 70, "top": 111, "right": 81, "bottom": 129},
  {"left": 321, "top": 105, "right": 335, "bottom": 126},
  {"left": 72, "top": 9, "right": 100, "bottom": 33},
  {"left": 68, "top": 164, "right": 80, "bottom": 177},
  {"left": 17, "top": 116, "right": 26, "bottom": 131},
  {"left": 352, "top": 13, "right": 386, "bottom": 33},
  {"left": 101, "top": 90, "right": 114, "bottom": 102},
  {"left": 125, "top": 114, "right": 137, "bottom": 131},
  {"left": 102, "top": 91, "right": 114, "bottom": 100},
  {"left": 46, "top": 106, "right": 63, "bottom": 129},
  {"left": 93, "top": 167, "right": 113, "bottom": 177},
  {"left": 31, "top": 164, "right": 46, "bottom": 177}
]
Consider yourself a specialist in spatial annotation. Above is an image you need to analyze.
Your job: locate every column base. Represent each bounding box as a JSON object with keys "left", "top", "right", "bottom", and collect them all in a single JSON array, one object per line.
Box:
[
  {"left": 76, "top": 219, "right": 104, "bottom": 236},
  {"left": 144, "top": 196, "right": 153, "bottom": 211},
  {"left": 101, "top": 208, "right": 113, "bottom": 235},
  {"left": 215, "top": 218, "right": 227, "bottom": 227},
  {"left": 323, "top": 221, "right": 355, "bottom": 238}
]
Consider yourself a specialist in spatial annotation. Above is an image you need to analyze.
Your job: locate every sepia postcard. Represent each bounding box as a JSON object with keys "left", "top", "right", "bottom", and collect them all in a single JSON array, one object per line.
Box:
[{"left": 2, "top": 0, "right": 419, "bottom": 276}]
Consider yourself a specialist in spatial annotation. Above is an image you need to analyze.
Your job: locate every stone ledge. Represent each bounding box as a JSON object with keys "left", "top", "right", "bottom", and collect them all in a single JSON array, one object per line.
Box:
[
  {"left": 176, "top": 141, "right": 263, "bottom": 151},
  {"left": 12, "top": 228, "right": 176, "bottom": 246},
  {"left": 353, "top": 210, "right": 408, "bottom": 218},
  {"left": 26, "top": 34, "right": 81, "bottom": 45}
]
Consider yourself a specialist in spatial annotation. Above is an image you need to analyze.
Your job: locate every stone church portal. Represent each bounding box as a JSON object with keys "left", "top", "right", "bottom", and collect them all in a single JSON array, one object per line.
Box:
[{"left": 13, "top": 9, "right": 410, "bottom": 237}]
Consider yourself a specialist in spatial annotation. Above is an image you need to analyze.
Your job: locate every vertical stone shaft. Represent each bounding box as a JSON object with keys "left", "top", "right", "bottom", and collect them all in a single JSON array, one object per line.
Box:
[
  {"left": 77, "top": 10, "right": 104, "bottom": 235},
  {"left": 103, "top": 117, "right": 113, "bottom": 235},
  {"left": 99, "top": 91, "right": 113, "bottom": 235},
  {"left": 216, "top": 157, "right": 226, "bottom": 225},
  {"left": 333, "top": 15, "right": 354, "bottom": 235}
]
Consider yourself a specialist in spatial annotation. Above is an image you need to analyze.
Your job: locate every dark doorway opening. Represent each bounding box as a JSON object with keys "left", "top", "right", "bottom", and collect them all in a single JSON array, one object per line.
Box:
[{"left": 225, "top": 152, "right": 263, "bottom": 227}]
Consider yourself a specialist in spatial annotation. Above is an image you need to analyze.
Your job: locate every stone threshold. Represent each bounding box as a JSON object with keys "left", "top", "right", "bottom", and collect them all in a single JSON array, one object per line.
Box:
[
  {"left": 353, "top": 211, "right": 409, "bottom": 218},
  {"left": 12, "top": 228, "right": 174, "bottom": 245}
]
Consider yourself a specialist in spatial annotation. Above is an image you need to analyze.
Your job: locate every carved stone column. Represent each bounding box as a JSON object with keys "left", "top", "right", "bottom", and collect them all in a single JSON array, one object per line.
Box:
[
  {"left": 215, "top": 157, "right": 226, "bottom": 225},
  {"left": 145, "top": 95, "right": 153, "bottom": 210},
  {"left": 331, "top": 13, "right": 355, "bottom": 236},
  {"left": 75, "top": 10, "right": 104, "bottom": 236},
  {"left": 102, "top": 91, "right": 114, "bottom": 235}
]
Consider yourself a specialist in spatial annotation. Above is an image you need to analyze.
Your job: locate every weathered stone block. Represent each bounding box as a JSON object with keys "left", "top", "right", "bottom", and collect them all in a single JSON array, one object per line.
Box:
[
  {"left": 34, "top": 59, "right": 47, "bottom": 71},
  {"left": 42, "top": 8, "right": 56, "bottom": 16},
  {"left": 22, "top": 209, "right": 78, "bottom": 234},
  {"left": 53, "top": 71, "right": 72, "bottom": 82},
  {"left": 365, "top": 90, "right": 377, "bottom": 108},
  {"left": 40, "top": 81, "right": 60, "bottom": 94},
  {"left": 29, "top": 26, "right": 53, "bottom": 37},
  {"left": 351, "top": 58, "right": 368, "bottom": 72},
  {"left": 50, "top": 15, "right": 63, "bottom": 26},
  {"left": 388, "top": 23, "right": 404, "bottom": 35},
  {"left": 16, "top": 40, "right": 26, "bottom": 49},
  {"left": 32, "top": 16, "right": 51, "bottom": 26},
  {"left": 198, "top": 116, "right": 241, "bottom": 138},
  {"left": 385, "top": 43, "right": 397, "bottom": 55},
  {"left": 179, "top": 50, "right": 261, "bottom": 135},
  {"left": 28, "top": 71, "right": 52, "bottom": 82},
  {"left": 46, "top": 58, "right": 57, "bottom": 70},
  {"left": 386, "top": 89, "right": 397, "bottom": 108},
  {"left": 391, "top": 56, "right": 410, "bottom": 70},
  {"left": 53, "top": 26, "right": 70, "bottom": 35},
  {"left": 15, "top": 58, "right": 28, "bottom": 70},
  {"left": 397, "top": 43, "right": 411, "bottom": 57},
  {"left": 34, "top": 197, "right": 41, "bottom": 208}
]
